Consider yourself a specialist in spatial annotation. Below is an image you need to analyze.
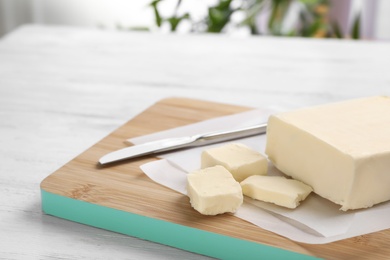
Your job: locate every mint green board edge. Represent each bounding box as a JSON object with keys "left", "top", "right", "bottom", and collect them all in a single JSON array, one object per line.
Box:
[{"left": 41, "top": 190, "right": 319, "bottom": 260}]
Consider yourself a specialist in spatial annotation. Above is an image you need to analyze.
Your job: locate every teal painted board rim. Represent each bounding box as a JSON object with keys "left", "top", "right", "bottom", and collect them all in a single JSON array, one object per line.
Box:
[{"left": 41, "top": 189, "right": 319, "bottom": 260}]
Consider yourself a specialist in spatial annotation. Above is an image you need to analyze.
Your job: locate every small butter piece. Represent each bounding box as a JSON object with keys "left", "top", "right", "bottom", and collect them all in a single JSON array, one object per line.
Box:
[
  {"left": 265, "top": 96, "right": 390, "bottom": 210},
  {"left": 201, "top": 143, "right": 268, "bottom": 182},
  {"left": 187, "top": 165, "right": 243, "bottom": 215},
  {"left": 241, "top": 175, "right": 313, "bottom": 209}
]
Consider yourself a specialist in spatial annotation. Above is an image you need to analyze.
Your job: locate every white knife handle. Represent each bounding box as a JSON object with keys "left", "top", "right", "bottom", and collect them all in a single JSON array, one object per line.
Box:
[{"left": 194, "top": 123, "right": 267, "bottom": 146}]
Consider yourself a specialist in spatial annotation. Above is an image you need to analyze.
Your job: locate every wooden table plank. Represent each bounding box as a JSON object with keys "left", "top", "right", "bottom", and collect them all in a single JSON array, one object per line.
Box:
[{"left": 2, "top": 24, "right": 390, "bottom": 259}]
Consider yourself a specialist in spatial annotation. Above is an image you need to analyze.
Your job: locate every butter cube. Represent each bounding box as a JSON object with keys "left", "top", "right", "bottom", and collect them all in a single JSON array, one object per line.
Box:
[
  {"left": 241, "top": 175, "right": 313, "bottom": 209},
  {"left": 201, "top": 143, "right": 268, "bottom": 182},
  {"left": 265, "top": 96, "right": 390, "bottom": 210},
  {"left": 187, "top": 165, "right": 243, "bottom": 215}
]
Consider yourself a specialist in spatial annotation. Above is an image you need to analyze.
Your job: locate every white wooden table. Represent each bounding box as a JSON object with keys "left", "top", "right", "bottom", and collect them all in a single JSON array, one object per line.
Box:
[{"left": 1, "top": 25, "right": 389, "bottom": 259}]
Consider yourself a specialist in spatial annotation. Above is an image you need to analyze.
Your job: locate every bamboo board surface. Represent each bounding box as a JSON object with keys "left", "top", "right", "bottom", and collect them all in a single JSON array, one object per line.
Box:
[{"left": 41, "top": 97, "right": 390, "bottom": 259}]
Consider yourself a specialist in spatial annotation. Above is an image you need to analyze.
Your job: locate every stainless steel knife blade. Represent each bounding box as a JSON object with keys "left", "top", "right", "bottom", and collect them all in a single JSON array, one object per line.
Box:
[{"left": 99, "top": 123, "right": 267, "bottom": 165}]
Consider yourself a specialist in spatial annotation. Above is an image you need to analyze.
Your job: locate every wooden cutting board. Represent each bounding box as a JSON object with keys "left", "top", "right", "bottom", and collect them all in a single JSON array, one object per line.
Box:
[{"left": 40, "top": 97, "right": 390, "bottom": 259}]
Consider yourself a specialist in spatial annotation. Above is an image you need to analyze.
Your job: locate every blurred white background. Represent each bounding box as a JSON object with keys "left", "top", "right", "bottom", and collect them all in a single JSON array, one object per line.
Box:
[{"left": 0, "top": 0, "right": 389, "bottom": 39}]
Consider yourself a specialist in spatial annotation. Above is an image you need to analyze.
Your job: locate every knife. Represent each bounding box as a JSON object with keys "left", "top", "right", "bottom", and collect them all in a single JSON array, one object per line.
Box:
[{"left": 99, "top": 123, "right": 267, "bottom": 165}]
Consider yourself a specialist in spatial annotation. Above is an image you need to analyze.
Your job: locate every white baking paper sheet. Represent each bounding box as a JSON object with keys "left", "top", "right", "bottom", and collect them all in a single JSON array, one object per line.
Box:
[{"left": 129, "top": 109, "right": 390, "bottom": 244}]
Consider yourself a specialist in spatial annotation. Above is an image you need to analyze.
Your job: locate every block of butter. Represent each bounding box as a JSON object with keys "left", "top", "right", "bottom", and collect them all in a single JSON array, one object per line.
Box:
[
  {"left": 187, "top": 165, "right": 243, "bottom": 215},
  {"left": 201, "top": 143, "right": 268, "bottom": 182},
  {"left": 265, "top": 96, "right": 390, "bottom": 210},
  {"left": 241, "top": 175, "right": 313, "bottom": 209}
]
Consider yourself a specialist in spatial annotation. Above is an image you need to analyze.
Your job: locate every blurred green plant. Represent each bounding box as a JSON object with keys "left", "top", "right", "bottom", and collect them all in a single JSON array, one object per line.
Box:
[{"left": 149, "top": 0, "right": 361, "bottom": 39}]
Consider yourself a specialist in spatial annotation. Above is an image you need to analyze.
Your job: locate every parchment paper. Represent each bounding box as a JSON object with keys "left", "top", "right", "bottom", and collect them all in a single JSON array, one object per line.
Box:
[{"left": 129, "top": 109, "right": 390, "bottom": 244}]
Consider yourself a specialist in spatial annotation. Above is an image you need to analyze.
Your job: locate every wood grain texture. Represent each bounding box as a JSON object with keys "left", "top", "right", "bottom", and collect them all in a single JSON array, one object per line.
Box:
[
  {"left": 41, "top": 97, "right": 390, "bottom": 260},
  {"left": 2, "top": 24, "right": 390, "bottom": 260}
]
